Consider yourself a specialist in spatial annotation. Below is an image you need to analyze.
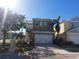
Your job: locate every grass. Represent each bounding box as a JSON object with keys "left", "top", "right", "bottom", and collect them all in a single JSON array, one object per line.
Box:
[
  {"left": 61, "top": 44, "right": 79, "bottom": 52},
  {"left": 54, "top": 40, "right": 79, "bottom": 48},
  {"left": 61, "top": 44, "right": 79, "bottom": 48}
]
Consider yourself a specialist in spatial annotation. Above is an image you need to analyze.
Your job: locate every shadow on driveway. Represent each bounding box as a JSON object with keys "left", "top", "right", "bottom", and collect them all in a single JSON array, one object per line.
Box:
[{"left": 28, "top": 44, "right": 56, "bottom": 59}]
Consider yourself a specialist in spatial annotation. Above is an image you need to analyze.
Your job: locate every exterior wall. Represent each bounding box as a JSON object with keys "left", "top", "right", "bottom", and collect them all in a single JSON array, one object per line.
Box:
[
  {"left": 59, "top": 33, "right": 67, "bottom": 41},
  {"left": 59, "top": 22, "right": 65, "bottom": 34},
  {"left": 27, "top": 18, "right": 53, "bottom": 44},
  {"left": 34, "top": 34, "right": 53, "bottom": 44},
  {"left": 26, "top": 21, "right": 33, "bottom": 30},
  {"left": 32, "top": 31, "right": 54, "bottom": 44},
  {"left": 24, "top": 32, "right": 28, "bottom": 42},
  {"left": 59, "top": 21, "right": 71, "bottom": 40},
  {"left": 59, "top": 20, "right": 79, "bottom": 42},
  {"left": 64, "top": 21, "right": 72, "bottom": 31},
  {"left": 67, "top": 32, "right": 79, "bottom": 41},
  {"left": 67, "top": 32, "right": 79, "bottom": 44},
  {"left": 59, "top": 20, "right": 78, "bottom": 34},
  {"left": 59, "top": 21, "right": 71, "bottom": 34},
  {"left": 32, "top": 18, "right": 52, "bottom": 31}
]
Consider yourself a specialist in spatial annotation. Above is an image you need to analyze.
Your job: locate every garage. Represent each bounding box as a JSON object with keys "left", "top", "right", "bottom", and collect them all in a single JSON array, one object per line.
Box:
[
  {"left": 67, "top": 33, "right": 79, "bottom": 44},
  {"left": 35, "top": 34, "right": 53, "bottom": 44}
]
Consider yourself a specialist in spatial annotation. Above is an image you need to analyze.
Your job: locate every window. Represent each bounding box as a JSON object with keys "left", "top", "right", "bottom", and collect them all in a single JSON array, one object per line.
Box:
[
  {"left": 33, "top": 21, "right": 47, "bottom": 27},
  {"left": 40, "top": 21, "right": 47, "bottom": 26},
  {"left": 76, "top": 27, "right": 79, "bottom": 31},
  {"left": 40, "top": 22, "right": 42, "bottom": 26},
  {"left": 34, "top": 22, "right": 40, "bottom": 26},
  {"left": 44, "top": 22, "right": 47, "bottom": 26}
]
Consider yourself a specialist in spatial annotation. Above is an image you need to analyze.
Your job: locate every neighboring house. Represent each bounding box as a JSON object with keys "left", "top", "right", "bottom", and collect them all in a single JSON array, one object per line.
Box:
[
  {"left": 59, "top": 17, "right": 79, "bottom": 44},
  {"left": 26, "top": 20, "right": 33, "bottom": 31},
  {"left": 25, "top": 20, "right": 33, "bottom": 42},
  {"left": 28, "top": 18, "right": 54, "bottom": 44}
]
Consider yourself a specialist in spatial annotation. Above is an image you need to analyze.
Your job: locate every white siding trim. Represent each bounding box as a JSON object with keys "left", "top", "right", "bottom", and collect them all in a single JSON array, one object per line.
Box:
[{"left": 32, "top": 31, "right": 54, "bottom": 33}]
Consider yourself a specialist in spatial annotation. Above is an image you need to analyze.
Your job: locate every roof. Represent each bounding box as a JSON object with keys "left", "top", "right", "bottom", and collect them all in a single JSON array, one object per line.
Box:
[
  {"left": 32, "top": 18, "right": 51, "bottom": 21},
  {"left": 65, "top": 25, "right": 79, "bottom": 33},
  {"left": 70, "top": 16, "right": 79, "bottom": 21},
  {"left": 68, "top": 26, "right": 79, "bottom": 32}
]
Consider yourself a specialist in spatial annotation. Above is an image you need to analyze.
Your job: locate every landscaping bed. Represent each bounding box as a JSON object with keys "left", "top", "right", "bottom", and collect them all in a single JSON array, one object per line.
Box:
[
  {"left": 15, "top": 42, "right": 34, "bottom": 53},
  {"left": 0, "top": 43, "right": 10, "bottom": 53}
]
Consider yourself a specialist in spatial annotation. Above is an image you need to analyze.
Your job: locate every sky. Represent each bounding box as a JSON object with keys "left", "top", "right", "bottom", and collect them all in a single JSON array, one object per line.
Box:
[{"left": 12, "top": 0, "right": 79, "bottom": 21}]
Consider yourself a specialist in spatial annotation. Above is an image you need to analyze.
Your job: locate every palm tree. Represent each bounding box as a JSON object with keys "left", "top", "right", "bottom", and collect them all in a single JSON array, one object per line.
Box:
[
  {"left": 55, "top": 16, "right": 60, "bottom": 39},
  {"left": 54, "top": 16, "right": 61, "bottom": 40},
  {"left": 50, "top": 16, "right": 61, "bottom": 40}
]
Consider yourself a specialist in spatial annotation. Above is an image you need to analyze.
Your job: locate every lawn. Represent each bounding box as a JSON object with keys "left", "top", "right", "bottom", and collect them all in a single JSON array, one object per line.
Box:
[
  {"left": 58, "top": 43, "right": 79, "bottom": 52},
  {"left": 60, "top": 44, "right": 79, "bottom": 48}
]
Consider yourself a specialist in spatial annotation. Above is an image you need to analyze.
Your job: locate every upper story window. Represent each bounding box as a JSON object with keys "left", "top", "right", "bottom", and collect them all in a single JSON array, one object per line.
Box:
[
  {"left": 33, "top": 21, "right": 47, "bottom": 27},
  {"left": 44, "top": 22, "right": 47, "bottom": 26},
  {"left": 33, "top": 22, "right": 40, "bottom": 26},
  {"left": 40, "top": 22, "right": 42, "bottom": 26},
  {"left": 40, "top": 22, "right": 47, "bottom": 26}
]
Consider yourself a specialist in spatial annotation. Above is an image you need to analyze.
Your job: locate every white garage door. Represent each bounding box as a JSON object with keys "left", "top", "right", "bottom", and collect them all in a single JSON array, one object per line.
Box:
[
  {"left": 35, "top": 34, "right": 53, "bottom": 44},
  {"left": 70, "top": 35, "right": 79, "bottom": 44}
]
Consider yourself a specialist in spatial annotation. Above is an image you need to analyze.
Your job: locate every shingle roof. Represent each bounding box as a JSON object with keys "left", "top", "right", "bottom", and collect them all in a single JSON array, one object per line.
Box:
[
  {"left": 66, "top": 26, "right": 79, "bottom": 32},
  {"left": 70, "top": 16, "right": 79, "bottom": 21}
]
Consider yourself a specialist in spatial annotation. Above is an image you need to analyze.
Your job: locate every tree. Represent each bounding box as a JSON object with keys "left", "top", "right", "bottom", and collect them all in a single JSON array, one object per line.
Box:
[
  {"left": 51, "top": 16, "right": 61, "bottom": 40},
  {"left": 16, "top": 15, "right": 26, "bottom": 43},
  {"left": 1, "top": 9, "right": 26, "bottom": 44},
  {"left": 2, "top": 25, "right": 9, "bottom": 44},
  {"left": 54, "top": 16, "right": 61, "bottom": 40}
]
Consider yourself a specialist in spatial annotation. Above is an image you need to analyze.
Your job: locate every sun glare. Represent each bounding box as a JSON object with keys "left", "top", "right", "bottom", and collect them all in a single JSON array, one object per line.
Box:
[
  {"left": 0, "top": 0, "right": 17, "bottom": 29},
  {"left": 0, "top": 0, "right": 17, "bottom": 10}
]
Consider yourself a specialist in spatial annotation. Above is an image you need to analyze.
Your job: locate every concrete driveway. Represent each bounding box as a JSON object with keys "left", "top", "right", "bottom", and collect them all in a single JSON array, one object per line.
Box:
[
  {"left": 0, "top": 44, "right": 79, "bottom": 59},
  {"left": 27, "top": 44, "right": 79, "bottom": 59}
]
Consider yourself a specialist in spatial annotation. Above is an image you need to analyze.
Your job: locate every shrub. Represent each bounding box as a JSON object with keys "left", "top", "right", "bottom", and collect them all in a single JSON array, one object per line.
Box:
[
  {"left": 53, "top": 38, "right": 64, "bottom": 45},
  {"left": 15, "top": 48, "right": 27, "bottom": 53},
  {"left": 64, "top": 41, "right": 74, "bottom": 45}
]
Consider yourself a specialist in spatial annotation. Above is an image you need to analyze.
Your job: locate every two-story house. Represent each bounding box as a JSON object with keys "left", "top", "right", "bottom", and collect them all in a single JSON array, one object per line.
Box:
[
  {"left": 29, "top": 18, "right": 54, "bottom": 44},
  {"left": 59, "top": 17, "right": 79, "bottom": 44}
]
